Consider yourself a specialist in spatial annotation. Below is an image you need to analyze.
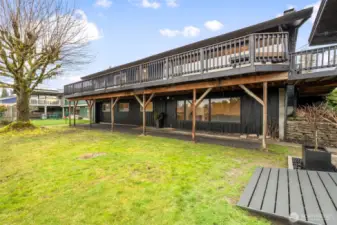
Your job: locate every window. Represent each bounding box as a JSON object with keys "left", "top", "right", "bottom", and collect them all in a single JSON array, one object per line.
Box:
[
  {"left": 177, "top": 101, "right": 185, "bottom": 120},
  {"left": 185, "top": 99, "right": 209, "bottom": 121},
  {"left": 196, "top": 99, "right": 209, "bottom": 121},
  {"left": 140, "top": 102, "right": 153, "bottom": 112},
  {"left": 102, "top": 103, "right": 110, "bottom": 112},
  {"left": 211, "top": 98, "right": 240, "bottom": 123},
  {"left": 119, "top": 103, "right": 129, "bottom": 112}
]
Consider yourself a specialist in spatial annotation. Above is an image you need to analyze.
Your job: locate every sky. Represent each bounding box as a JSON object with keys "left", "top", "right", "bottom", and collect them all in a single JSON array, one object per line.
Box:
[{"left": 42, "top": 0, "right": 321, "bottom": 90}]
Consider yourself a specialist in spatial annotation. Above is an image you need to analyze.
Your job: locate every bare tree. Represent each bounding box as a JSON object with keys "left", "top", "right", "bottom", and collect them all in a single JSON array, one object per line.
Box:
[
  {"left": 297, "top": 103, "right": 337, "bottom": 150},
  {"left": 297, "top": 104, "right": 326, "bottom": 151},
  {"left": 0, "top": 0, "right": 91, "bottom": 121}
]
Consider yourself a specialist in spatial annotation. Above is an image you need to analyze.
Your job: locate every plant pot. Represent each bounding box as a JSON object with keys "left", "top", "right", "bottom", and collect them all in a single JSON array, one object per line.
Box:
[{"left": 302, "top": 145, "right": 333, "bottom": 171}]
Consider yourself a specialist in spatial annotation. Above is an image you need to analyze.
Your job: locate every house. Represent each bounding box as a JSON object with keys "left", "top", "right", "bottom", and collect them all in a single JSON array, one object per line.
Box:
[
  {"left": 0, "top": 89, "right": 90, "bottom": 120},
  {"left": 63, "top": 6, "right": 337, "bottom": 147}
]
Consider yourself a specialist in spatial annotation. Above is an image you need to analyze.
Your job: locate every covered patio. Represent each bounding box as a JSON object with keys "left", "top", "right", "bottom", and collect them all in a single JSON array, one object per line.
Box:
[{"left": 75, "top": 123, "right": 264, "bottom": 150}]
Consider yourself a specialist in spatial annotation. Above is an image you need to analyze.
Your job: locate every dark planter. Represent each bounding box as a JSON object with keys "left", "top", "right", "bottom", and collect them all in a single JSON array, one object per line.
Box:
[{"left": 302, "top": 145, "right": 333, "bottom": 171}]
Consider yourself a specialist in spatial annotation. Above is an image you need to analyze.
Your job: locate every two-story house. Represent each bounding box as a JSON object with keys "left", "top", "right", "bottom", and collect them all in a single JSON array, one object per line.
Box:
[{"left": 63, "top": 6, "right": 337, "bottom": 148}]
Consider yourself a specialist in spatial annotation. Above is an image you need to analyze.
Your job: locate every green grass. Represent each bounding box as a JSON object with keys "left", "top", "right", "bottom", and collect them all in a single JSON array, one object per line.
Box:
[
  {"left": 31, "top": 119, "right": 89, "bottom": 127},
  {"left": 0, "top": 127, "right": 301, "bottom": 225}
]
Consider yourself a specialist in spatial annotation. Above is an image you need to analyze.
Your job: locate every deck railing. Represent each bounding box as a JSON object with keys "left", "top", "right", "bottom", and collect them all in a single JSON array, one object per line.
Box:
[
  {"left": 64, "top": 32, "right": 289, "bottom": 95},
  {"left": 290, "top": 45, "right": 337, "bottom": 75},
  {"left": 30, "top": 99, "right": 61, "bottom": 106}
]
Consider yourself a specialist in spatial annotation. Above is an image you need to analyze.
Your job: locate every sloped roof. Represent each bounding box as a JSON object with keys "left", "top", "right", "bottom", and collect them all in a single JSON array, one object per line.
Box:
[{"left": 309, "top": 0, "right": 337, "bottom": 46}]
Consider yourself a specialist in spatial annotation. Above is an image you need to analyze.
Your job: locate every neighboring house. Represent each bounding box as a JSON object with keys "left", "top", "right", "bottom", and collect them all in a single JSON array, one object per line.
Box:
[
  {"left": 0, "top": 90, "right": 90, "bottom": 121},
  {"left": 63, "top": 6, "right": 337, "bottom": 141},
  {"left": 1, "top": 89, "right": 63, "bottom": 120},
  {"left": 62, "top": 99, "right": 89, "bottom": 119}
]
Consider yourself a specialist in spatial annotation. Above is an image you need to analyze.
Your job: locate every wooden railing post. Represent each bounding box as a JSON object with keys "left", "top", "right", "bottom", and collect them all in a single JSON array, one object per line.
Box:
[
  {"left": 200, "top": 48, "right": 204, "bottom": 74},
  {"left": 249, "top": 34, "right": 256, "bottom": 66},
  {"left": 165, "top": 57, "right": 169, "bottom": 79},
  {"left": 139, "top": 65, "right": 143, "bottom": 83}
]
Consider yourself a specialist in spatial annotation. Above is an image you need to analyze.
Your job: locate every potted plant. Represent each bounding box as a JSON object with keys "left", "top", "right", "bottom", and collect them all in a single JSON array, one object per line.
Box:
[
  {"left": 154, "top": 111, "right": 160, "bottom": 128},
  {"left": 298, "top": 104, "right": 333, "bottom": 171}
]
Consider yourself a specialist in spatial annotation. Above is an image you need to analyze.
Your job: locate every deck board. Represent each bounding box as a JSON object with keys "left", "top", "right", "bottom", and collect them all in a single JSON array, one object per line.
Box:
[
  {"left": 288, "top": 170, "right": 306, "bottom": 222},
  {"left": 308, "top": 171, "right": 337, "bottom": 225},
  {"left": 237, "top": 168, "right": 337, "bottom": 225},
  {"left": 329, "top": 172, "right": 337, "bottom": 185},
  {"left": 318, "top": 172, "right": 337, "bottom": 209},
  {"left": 298, "top": 170, "right": 324, "bottom": 225},
  {"left": 275, "top": 168, "right": 289, "bottom": 218},
  {"left": 250, "top": 168, "right": 270, "bottom": 210},
  {"left": 261, "top": 168, "right": 278, "bottom": 214},
  {"left": 237, "top": 167, "right": 263, "bottom": 207}
]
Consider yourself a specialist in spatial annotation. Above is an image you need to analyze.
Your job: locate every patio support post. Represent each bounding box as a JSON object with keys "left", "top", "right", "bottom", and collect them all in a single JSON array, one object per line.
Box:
[
  {"left": 191, "top": 87, "right": 212, "bottom": 142},
  {"left": 143, "top": 93, "right": 146, "bottom": 135},
  {"left": 68, "top": 100, "right": 71, "bottom": 126},
  {"left": 73, "top": 101, "right": 78, "bottom": 126},
  {"left": 239, "top": 84, "right": 267, "bottom": 150},
  {"left": 263, "top": 82, "right": 268, "bottom": 150},
  {"left": 192, "top": 89, "right": 196, "bottom": 142},
  {"left": 86, "top": 100, "right": 94, "bottom": 128},
  {"left": 110, "top": 97, "right": 119, "bottom": 132},
  {"left": 134, "top": 92, "right": 155, "bottom": 136}
]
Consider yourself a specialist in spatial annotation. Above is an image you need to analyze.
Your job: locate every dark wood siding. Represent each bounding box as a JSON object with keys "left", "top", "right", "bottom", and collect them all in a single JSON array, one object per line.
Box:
[{"left": 97, "top": 89, "right": 279, "bottom": 135}]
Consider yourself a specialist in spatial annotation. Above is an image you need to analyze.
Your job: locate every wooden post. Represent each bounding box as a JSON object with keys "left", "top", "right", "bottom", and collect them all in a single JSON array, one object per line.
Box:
[
  {"left": 86, "top": 100, "right": 93, "bottom": 128},
  {"left": 143, "top": 93, "right": 146, "bottom": 135},
  {"left": 68, "top": 100, "right": 71, "bottom": 126},
  {"left": 73, "top": 101, "right": 78, "bottom": 126},
  {"left": 263, "top": 82, "right": 268, "bottom": 150},
  {"left": 192, "top": 89, "right": 196, "bottom": 142},
  {"left": 111, "top": 97, "right": 119, "bottom": 132}
]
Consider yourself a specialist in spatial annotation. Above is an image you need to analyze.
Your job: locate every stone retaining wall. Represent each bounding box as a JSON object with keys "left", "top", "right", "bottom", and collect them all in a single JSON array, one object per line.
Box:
[{"left": 286, "top": 120, "right": 337, "bottom": 147}]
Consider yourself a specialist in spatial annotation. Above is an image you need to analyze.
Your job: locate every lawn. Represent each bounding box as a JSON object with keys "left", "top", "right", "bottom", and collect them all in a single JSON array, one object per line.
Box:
[
  {"left": 0, "top": 126, "right": 300, "bottom": 225},
  {"left": 31, "top": 119, "right": 89, "bottom": 127}
]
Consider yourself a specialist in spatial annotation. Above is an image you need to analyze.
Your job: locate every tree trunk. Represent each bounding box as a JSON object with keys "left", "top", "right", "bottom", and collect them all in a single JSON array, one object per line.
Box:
[
  {"left": 16, "top": 89, "right": 30, "bottom": 122},
  {"left": 315, "top": 130, "right": 318, "bottom": 151}
]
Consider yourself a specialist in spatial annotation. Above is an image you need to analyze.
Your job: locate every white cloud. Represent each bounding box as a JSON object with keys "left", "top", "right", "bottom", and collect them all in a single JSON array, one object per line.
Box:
[
  {"left": 182, "top": 26, "right": 200, "bottom": 37},
  {"left": 204, "top": 20, "right": 224, "bottom": 32},
  {"left": 305, "top": 1, "right": 321, "bottom": 23},
  {"left": 166, "top": 0, "right": 178, "bottom": 7},
  {"left": 141, "top": 0, "right": 160, "bottom": 9},
  {"left": 75, "top": 10, "right": 103, "bottom": 41},
  {"left": 286, "top": 4, "right": 296, "bottom": 10},
  {"left": 95, "top": 0, "right": 112, "bottom": 8},
  {"left": 159, "top": 29, "right": 180, "bottom": 37},
  {"left": 160, "top": 26, "right": 200, "bottom": 38}
]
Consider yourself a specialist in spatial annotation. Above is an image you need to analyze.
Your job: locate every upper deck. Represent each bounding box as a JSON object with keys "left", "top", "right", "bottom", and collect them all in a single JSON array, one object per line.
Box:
[{"left": 64, "top": 8, "right": 313, "bottom": 98}]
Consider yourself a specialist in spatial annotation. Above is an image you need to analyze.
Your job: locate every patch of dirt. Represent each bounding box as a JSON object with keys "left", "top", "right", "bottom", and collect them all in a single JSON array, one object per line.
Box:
[{"left": 78, "top": 152, "right": 106, "bottom": 160}]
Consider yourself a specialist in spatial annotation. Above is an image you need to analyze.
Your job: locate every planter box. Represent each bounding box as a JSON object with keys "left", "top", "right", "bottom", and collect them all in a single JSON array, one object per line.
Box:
[{"left": 302, "top": 145, "right": 333, "bottom": 171}]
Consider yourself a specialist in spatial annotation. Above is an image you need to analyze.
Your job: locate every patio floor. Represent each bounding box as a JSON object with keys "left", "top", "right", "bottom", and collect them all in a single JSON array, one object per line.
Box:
[{"left": 74, "top": 123, "right": 262, "bottom": 150}]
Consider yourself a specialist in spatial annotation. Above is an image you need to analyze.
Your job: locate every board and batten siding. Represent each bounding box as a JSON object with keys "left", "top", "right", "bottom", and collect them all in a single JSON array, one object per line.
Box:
[{"left": 96, "top": 89, "right": 279, "bottom": 135}]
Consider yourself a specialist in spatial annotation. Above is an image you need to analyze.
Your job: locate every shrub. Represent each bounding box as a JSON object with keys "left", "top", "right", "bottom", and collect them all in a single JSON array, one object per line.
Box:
[
  {"left": 0, "top": 121, "right": 36, "bottom": 133},
  {"left": 0, "top": 120, "right": 12, "bottom": 126}
]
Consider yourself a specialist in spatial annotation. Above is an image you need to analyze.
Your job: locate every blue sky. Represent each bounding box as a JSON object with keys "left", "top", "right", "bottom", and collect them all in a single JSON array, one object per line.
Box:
[{"left": 44, "top": 0, "right": 321, "bottom": 90}]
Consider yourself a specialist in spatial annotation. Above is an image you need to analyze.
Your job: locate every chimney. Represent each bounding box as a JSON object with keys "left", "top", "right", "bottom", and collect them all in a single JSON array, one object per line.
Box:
[{"left": 284, "top": 8, "right": 295, "bottom": 15}]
